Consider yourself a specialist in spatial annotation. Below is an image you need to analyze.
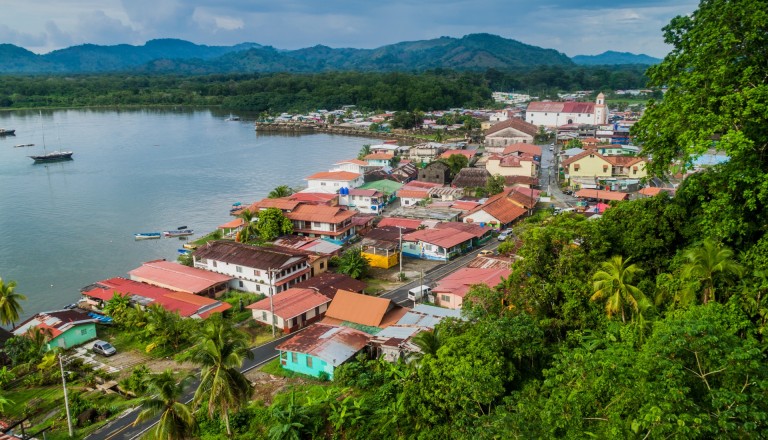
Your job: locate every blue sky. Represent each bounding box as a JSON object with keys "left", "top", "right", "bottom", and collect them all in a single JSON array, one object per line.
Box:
[{"left": 2, "top": 0, "right": 698, "bottom": 57}]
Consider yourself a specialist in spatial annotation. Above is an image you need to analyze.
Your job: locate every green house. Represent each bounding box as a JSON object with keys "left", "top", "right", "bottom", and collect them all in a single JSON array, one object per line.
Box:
[
  {"left": 12, "top": 309, "right": 98, "bottom": 351},
  {"left": 276, "top": 323, "right": 371, "bottom": 379}
]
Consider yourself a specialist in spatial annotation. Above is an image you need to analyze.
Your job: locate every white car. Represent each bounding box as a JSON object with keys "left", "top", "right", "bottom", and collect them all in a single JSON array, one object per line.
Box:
[
  {"left": 92, "top": 340, "right": 117, "bottom": 357},
  {"left": 498, "top": 229, "right": 514, "bottom": 241}
]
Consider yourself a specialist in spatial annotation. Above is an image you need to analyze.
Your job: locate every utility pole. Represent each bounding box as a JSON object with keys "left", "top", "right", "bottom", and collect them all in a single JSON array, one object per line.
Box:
[
  {"left": 398, "top": 226, "right": 403, "bottom": 279},
  {"left": 268, "top": 268, "right": 276, "bottom": 337},
  {"left": 59, "top": 353, "right": 73, "bottom": 437}
]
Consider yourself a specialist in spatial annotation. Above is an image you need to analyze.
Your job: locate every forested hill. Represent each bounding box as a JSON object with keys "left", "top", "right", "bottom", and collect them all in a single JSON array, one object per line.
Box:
[
  {"left": 572, "top": 51, "right": 662, "bottom": 65},
  {"left": 2, "top": 34, "right": 578, "bottom": 74}
]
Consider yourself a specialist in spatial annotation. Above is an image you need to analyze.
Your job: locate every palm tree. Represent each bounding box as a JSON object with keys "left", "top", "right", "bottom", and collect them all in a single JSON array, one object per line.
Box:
[
  {"left": 236, "top": 209, "right": 259, "bottom": 243},
  {"left": 407, "top": 328, "right": 443, "bottom": 366},
  {"left": 356, "top": 144, "right": 372, "bottom": 160},
  {"left": 133, "top": 369, "right": 197, "bottom": 440},
  {"left": 591, "top": 256, "right": 645, "bottom": 323},
  {"left": 103, "top": 292, "right": 131, "bottom": 324},
  {"left": 681, "top": 238, "right": 744, "bottom": 304},
  {"left": 0, "top": 277, "right": 26, "bottom": 327},
  {"left": 268, "top": 185, "right": 293, "bottom": 199},
  {"left": 337, "top": 248, "right": 370, "bottom": 280},
  {"left": 187, "top": 314, "right": 253, "bottom": 437}
]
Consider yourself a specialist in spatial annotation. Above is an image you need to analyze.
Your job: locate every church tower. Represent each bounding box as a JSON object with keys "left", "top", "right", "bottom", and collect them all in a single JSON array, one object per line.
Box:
[{"left": 594, "top": 92, "right": 607, "bottom": 125}]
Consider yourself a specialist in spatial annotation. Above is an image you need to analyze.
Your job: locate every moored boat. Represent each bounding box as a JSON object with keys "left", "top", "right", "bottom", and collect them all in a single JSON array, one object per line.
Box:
[
  {"left": 29, "top": 151, "right": 74, "bottom": 163},
  {"left": 134, "top": 232, "right": 162, "bottom": 240},
  {"left": 0, "top": 128, "right": 15, "bottom": 136},
  {"left": 14, "top": 143, "right": 35, "bottom": 148},
  {"left": 163, "top": 229, "right": 194, "bottom": 237}
]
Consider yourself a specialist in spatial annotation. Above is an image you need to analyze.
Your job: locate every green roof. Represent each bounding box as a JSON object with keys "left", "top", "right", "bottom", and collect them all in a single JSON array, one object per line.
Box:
[
  {"left": 340, "top": 321, "right": 382, "bottom": 335},
  {"left": 358, "top": 180, "right": 403, "bottom": 195}
]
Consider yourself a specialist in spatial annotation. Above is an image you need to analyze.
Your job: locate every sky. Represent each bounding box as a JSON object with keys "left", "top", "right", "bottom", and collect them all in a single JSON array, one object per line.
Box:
[{"left": 2, "top": 0, "right": 699, "bottom": 58}]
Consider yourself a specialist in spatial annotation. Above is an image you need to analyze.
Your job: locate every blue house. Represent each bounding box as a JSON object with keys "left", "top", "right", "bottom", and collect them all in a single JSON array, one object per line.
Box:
[{"left": 275, "top": 323, "right": 371, "bottom": 379}]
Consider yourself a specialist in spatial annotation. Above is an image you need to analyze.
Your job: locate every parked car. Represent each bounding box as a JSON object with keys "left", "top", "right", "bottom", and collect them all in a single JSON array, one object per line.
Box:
[
  {"left": 92, "top": 340, "right": 117, "bottom": 357},
  {"left": 498, "top": 229, "right": 514, "bottom": 241}
]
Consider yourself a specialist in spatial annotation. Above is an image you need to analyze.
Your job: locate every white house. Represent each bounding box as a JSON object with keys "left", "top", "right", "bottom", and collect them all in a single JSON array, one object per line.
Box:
[
  {"left": 305, "top": 171, "right": 364, "bottom": 192},
  {"left": 193, "top": 241, "right": 312, "bottom": 295},
  {"left": 339, "top": 188, "right": 386, "bottom": 214},
  {"left": 332, "top": 159, "right": 380, "bottom": 175},
  {"left": 246, "top": 287, "right": 331, "bottom": 333}
]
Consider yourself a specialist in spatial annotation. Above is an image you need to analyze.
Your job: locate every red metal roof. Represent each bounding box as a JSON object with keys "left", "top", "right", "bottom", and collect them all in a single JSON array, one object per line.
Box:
[
  {"left": 128, "top": 260, "right": 232, "bottom": 294},
  {"left": 575, "top": 189, "right": 629, "bottom": 201},
  {"left": 305, "top": 171, "right": 361, "bottom": 181},
  {"left": 247, "top": 288, "right": 330, "bottom": 319},
  {"left": 502, "top": 143, "right": 542, "bottom": 156},
  {"left": 377, "top": 217, "right": 424, "bottom": 229},
  {"left": 403, "top": 227, "right": 476, "bottom": 249},
  {"left": 432, "top": 267, "right": 512, "bottom": 298}
]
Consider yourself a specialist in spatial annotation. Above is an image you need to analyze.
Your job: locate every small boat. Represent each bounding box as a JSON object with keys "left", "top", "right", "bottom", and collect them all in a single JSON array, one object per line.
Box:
[
  {"left": 226, "top": 114, "right": 240, "bottom": 121},
  {"left": 29, "top": 151, "right": 74, "bottom": 162},
  {"left": 0, "top": 128, "right": 15, "bottom": 136},
  {"left": 178, "top": 248, "right": 191, "bottom": 255},
  {"left": 134, "top": 232, "right": 162, "bottom": 240},
  {"left": 163, "top": 229, "right": 194, "bottom": 237},
  {"left": 14, "top": 143, "right": 35, "bottom": 148}
]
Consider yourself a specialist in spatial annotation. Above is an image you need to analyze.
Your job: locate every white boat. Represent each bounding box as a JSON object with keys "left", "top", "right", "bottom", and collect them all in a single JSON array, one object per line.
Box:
[{"left": 134, "top": 232, "right": 162, "bottom": 240}]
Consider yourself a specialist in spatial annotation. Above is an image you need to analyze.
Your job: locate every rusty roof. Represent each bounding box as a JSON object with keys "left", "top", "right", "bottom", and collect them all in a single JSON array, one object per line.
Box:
[
  {"left": 193, "top": 241, "right": 308, "bottom": 271},
  {"left": 432, "top": 267, "right": 512, "bottom": 299},
  {"left": 294, "top": 273, "right": 367, "bottom": 299},
  {"left": 246, "top": 288, "right": 330, "bottom": 319},
  {"left": 275, "top": 323, "right": 371, "bottom": 366},
  {"left": 128, "top": 260, "right": 232, "bottom": 294},
  {"left": 484, "top": 117, "right": 539, "bottom": 137},
  {"left": 502, "top": 143, "right": 542, "bottom": 156},
  {"left": 285, "top": 204, "right": 357, "bottom": 224}
]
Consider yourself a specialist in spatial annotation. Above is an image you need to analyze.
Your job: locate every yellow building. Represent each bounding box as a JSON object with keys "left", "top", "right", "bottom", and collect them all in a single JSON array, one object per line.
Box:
[{"left": 563, "top": 150, "right": 647, "bottom": 179}]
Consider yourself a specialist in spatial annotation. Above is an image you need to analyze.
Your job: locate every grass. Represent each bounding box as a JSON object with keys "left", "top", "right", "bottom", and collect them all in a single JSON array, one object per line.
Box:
[{"left": 260, "top": 358, "right": 319, "bottom": 382}]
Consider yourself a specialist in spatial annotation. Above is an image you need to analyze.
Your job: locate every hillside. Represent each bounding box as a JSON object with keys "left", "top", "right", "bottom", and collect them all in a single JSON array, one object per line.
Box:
[{"left": 571, "top": 50, "right": 661, "bottom": 65}]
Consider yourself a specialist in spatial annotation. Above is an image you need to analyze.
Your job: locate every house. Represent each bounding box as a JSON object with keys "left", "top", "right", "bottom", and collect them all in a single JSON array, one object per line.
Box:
[
  {"left": 361, "top": 225, "right": 415, "bottom": 269},
  {"left": 526, "top": 93, "right": 607, "bottom": 127},
  {"left": 339, "top": 188, "right": 386, "bottom": 214},
  {"left": 398, "top": 188, "right": 430, "bottom": 207},
  {"left": 246, "top": 288, "right": 331, "bottom": 333},
  {"left": 504, "top": 175, "right": 539, "bottom": 189},
  {"left": 483, "top": 117, "right": 539, "bottom": 150},
  {"left": 574, "top": 189, "right": 630, "bottom": 202},
  {"left": 193, "top": 241, "right": 312, "bottom": 295},
  {"left": 370, "top": 304, "right": 463, "bottom": 362},
  {"left": 80, "top": 277, "right": 232, "bottom": 319},
  {"left": 323, "top": 289, "right": 409, "bottom": 330},
  {"left": 357, "top": 180, "right": 403, "bottom": 205},
  {"left": 463, "top": 188, "right": 529, "bottom": 229},
  {"left": 363, "top": 153, "right": 394, "bottom": 170},
  {"left": 390, "top": 161, "right": 418, "bottom": 183},
  {"left": 485, "top": 154, "right": 539, "bottom": 179},
  {"left": 502, "top": 143, "right": 542, "bottom": 160},
  {"left": 286, "top": 204, "right": 358, "bottom": 243},
  {"left": 293, "top": 272, "right": 367, "bottom": 299},
  {"left": 451, "top": 167, "right": 491, "bottom": 189},
  {"left": 562, "top": 150, "right": 647, "bottom": 180},
  {"left": 12, "top": 309, "right": 98, "bottom": 351},
  {"left": 305, "top": 171, "right": 364, "bottom": 192},
  {"left": 401, "top": 227, "right": 477, "bottom": 261},
  {"left": 408, "top": 142, "right": 447, "bottom": 163},
  {"left": 434, "top": 221, "right": 493, "bottom": 245},
  {"left": 417, "top": 161, "right": 452, "bottom": 185},
  {"left": 369, "top": 143, "right": 406, "bottom": 155},
  {"left": 431, "top": 267, "right": 512, "bottom": 309},
  {"left": 276, "top": 323, "right": 371, "bottom": 379},
  {"left": 288, "top": 192, "right": 339, "bottom": 206},
  {"left": 428, "top": 186, "right": 465, "bottom": 201},
  {"left": 332, "top": 159, "right": 381, "bottom": 175},
  {"left": 217, "top": 218, "right": 245, "bottom": 239},
  {"left": 128, "top": 259, "right": 232, "bottom": 297}
]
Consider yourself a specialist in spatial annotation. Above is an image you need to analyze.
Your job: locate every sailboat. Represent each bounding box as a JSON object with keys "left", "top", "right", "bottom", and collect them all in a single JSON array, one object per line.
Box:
[{"left": 29, "top": 111, "right": 73, "bottom": 163}]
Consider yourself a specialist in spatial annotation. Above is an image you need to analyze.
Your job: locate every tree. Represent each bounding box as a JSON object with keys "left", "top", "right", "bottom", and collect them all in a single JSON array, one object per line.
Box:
[
  {"left": 336, "top": 247, "right": 370, "bottom": 280},
  {"left": 485, "top": 174, "right": 505, "bottom": 196},
  {"left": 133, "top": 369, "right": 197, "bottom": 440},
  {"left": 0, "top": 277, "right": 26, "bottom": 327},
  {"left": 268, "top": 185, "right": 293, "bottom": 199},
  {"left": 631, "top": 0, "right": 768, "bottom": 244},
  {"left": 591, "top": 256, "right": 646, "bottom": 322},
  {"left": 187, "top": 314, "right": 254, "bottom": 437},
  {"left": 407, "top": 328, "right": 443, "bottom": 366},
  {"left": 236, "top": 209, "right": 259, "bottom": 243},
  {"left": 441, "top": 154, "right": 468, "bottom": 175},
  {"left": 357, "top": 144, "right": 371, "bottom": 160},
  {"left": 254, "top": 207, "right": 294, "bottom": 241},
  {"left": 565, "top": 138, "right": 583, "bottom": 149},
  {"left": 103, "top": 292, "right": 131, "bottom": 324},
  {"left": 681, "top": 238, "right": 743, "bottom": 304}
]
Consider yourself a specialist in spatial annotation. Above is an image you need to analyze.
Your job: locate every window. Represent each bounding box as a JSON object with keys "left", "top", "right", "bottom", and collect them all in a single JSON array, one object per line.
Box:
[
  {"left": 320, "top": 262, "right": 325, "bottom": 269},
  {"left": 441, "top": 294, "right": 450, "bottom": 302},
  {"left": 255, "top": 285, "right": 260, "bottom": 292},
  {"left": 80, "top": 328, "right": 88, "bottom": 336},
  {"left": 239, "top": 280, "right": 244, "bottom": 288},
  {"left": 603, "top": 165, "right": 609, "bottom": 172},
  {"left": 262, "top": 311, "right": 267, "bottom": 320},
  {"left": 254, "top": 269, "right": 260, "bottom": 276},
  {"left": 291, "top": 352, "right": 298, "bottom": 363},
  {"left": 306, "top": 357, "right": 313, "bottom": 367},
  {"left": 321, "top": 182, "right": 326, "bottom": 186},
  {"left": 236, "top": 266, "right": 243, "bottom": 273},
  {"left": 574, "top": 164, "right": 580, "bottom": 171},
  {"left": 212, "top": 261, "right": 217, "bottom": 268}
]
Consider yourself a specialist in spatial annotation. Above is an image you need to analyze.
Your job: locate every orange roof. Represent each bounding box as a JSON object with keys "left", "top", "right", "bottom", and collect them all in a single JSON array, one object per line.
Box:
[
  {"left": 377, "top": 217, "right": 424, "bottom": 229},
  {"left": 401, "top": 181, "right": 441, "bottom": 189},
  {"left": 440, "top": 149, "right": 474, "bottom": 160},
  {"left": 286, "top": 204, "right": 356, "bottom": 224},
  {"left": 403, "top": 228, "right": 476, "bottom": 248},
  {"left": 575, "top": 189, "right": 629, "bottom": 201},
  {"left": 502, "top": 143, "right": 541, "bottom": 156},
  {"left": 306, "top": 171, "right": 361, "bottom": 181},
  {"left": 335, "top": 159, "right": 368, "bottom": 165},
  {"left": 397, "top": 189, "right": 430, "bottom": 199},
  {"left": 218, "top": 218, "right": 245, "bottom": 229},
  {"left": 252, "top": 198, "right": 303, "bottom": 211},
  {"left": 247, "top": 288, "right": 331, "bottom": 319},
  {"left": 451, "top": 200, "right": 481, "bottom": 211},
  {"left": 466, "top": 188, "right": 528, "bottom": 224},
  {"left": 324, "top": 289, "right": 396, "bottom": 327},
  {"left": 364, "top": 153, "right": 394, "bottom": 160},
  {"left": 638, "top": 187, "right": 675, "bottom": 196},
  {"left": 562, "top": 150, "right": 611, "bottom": 167},
  {"left": 128, "top": 260, "right": 231, "bottom": 294}
]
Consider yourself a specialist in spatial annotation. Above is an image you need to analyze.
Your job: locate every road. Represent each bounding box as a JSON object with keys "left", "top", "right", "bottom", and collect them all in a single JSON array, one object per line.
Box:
[
  {"left": 539, "top": 142, "right": 579, "bottom": 207},
  {"left": 87, "top": 333, "right": 294, "bottom": 440}
]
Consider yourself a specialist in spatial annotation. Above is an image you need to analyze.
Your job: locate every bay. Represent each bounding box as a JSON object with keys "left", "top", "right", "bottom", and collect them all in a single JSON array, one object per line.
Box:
[{"left": 0, "top": 108, "right": 372, "bottom": 322}]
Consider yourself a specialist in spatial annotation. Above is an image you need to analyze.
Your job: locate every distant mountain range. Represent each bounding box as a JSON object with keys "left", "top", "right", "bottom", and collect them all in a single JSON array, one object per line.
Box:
[{"left": 0, "top": 35, "right": 660, "bottom": 74}]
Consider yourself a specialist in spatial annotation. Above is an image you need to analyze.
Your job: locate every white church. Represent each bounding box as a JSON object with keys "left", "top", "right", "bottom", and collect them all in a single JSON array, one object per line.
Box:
[{"left": 525, "top": 93, "right": 607, "bottom": 127}]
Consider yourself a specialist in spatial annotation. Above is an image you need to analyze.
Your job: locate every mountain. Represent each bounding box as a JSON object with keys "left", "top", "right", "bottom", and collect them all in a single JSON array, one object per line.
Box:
[
  {"left": 0, "top": 34, "right": 574, "bottom": 74},
  {"left": 571, "top": 51, "right": 661, "bottom": 65}
]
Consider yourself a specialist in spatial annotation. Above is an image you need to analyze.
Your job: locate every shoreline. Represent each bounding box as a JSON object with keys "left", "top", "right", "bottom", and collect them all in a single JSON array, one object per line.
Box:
[{"left": 255, "top": 122, "right": 448, "bottom": 144}]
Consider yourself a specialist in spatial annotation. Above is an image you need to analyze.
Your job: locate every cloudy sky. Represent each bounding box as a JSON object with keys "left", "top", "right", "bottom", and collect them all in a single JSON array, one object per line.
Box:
[{"left": 2, "top": 0, "right": 698, "bottom": 57}]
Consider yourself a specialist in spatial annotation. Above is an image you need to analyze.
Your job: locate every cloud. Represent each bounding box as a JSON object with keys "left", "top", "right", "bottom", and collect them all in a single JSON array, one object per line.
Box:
[
  {"left": 74, "top": 10, "right": 139, "bottom": 45},
  {"left": 0, "top": 24, "right": 47, "bottom": 52}
]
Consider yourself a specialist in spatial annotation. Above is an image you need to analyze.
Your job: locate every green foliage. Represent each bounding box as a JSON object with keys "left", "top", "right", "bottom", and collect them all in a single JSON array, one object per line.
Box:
[
  {"left": 565, "top": 138, "right": 583, "bottom": 149},
  {"left": 133, "top": 369, "right": 198, "bottom": 440},
  {"left": 0, "top": 276, "right": 26, "bottom": 326},
  {"left": 485, "top": 174, "right": 505, "bottom": 196},
  {"left": 119, "top": 365, "right": 151, "bottom": 395},
  {"left": 356, "top": 144, "right": 371, "bottom": 160},
  {"left": 255, "top": 208, "right": 294, "bottom": 241},
  {"left": 440, "top": 153, "right": 469, "bottom": 175},
  {"left": 591, "top": 256, "right": 647, "bottom": 323},
  {"left": 336, "top": 247, "right": 371, "bottom": 280},
  {"left": 390, "top": 111, "right": 424, "bottom": 130},
  {"left": 268, "top": 185, "right": 293, "bottom": 199}
]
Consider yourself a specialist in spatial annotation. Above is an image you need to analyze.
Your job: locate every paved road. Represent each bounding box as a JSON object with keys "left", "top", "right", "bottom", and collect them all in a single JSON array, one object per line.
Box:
[
  {"left": 540, "top": 142, "right": 578, "bottom": 207},
  {"left": 87, "top": 333, "right": 294, "bottom": 440}
]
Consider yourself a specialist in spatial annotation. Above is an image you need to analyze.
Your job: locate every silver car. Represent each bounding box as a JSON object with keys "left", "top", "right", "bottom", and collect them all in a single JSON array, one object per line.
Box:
[{"left": 92, "top": 340, "right": 117, "bottom": 357}]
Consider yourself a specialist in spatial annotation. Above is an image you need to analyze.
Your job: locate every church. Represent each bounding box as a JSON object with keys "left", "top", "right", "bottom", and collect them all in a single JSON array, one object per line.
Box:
[{"left": 525, "top": 93, "right": 607, "bottom": 127}]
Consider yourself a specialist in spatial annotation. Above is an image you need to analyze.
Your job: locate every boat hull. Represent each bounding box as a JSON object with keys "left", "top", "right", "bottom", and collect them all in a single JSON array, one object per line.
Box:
[
  {"left": 29, "top": 151, "right": 74, "bottom": 163},
  {"left": 134, "top": 233, "right": 162, "bottom": 240},
  {"left": 163, "top": 229, "right": 194, "bottom": 237}
]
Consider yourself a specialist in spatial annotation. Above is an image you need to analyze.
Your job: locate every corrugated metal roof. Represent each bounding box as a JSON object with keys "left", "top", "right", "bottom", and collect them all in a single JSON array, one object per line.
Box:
[
  {"left": 246, "top": 288, "right": 330, "bottom": 319},
  {"left": 193, "top": 241, "right": 308, "bottom": 271},
  {"left": 276, "top": 323, "right": 370, "bottom": 366},
  {"left": 128, "top": 260, "right": 231, "bottom": 294}
]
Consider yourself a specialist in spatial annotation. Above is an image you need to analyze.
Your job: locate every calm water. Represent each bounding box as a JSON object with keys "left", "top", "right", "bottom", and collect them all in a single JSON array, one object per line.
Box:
[{"left": 0, "top": 108, "right": 372, "bottom": 322}]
